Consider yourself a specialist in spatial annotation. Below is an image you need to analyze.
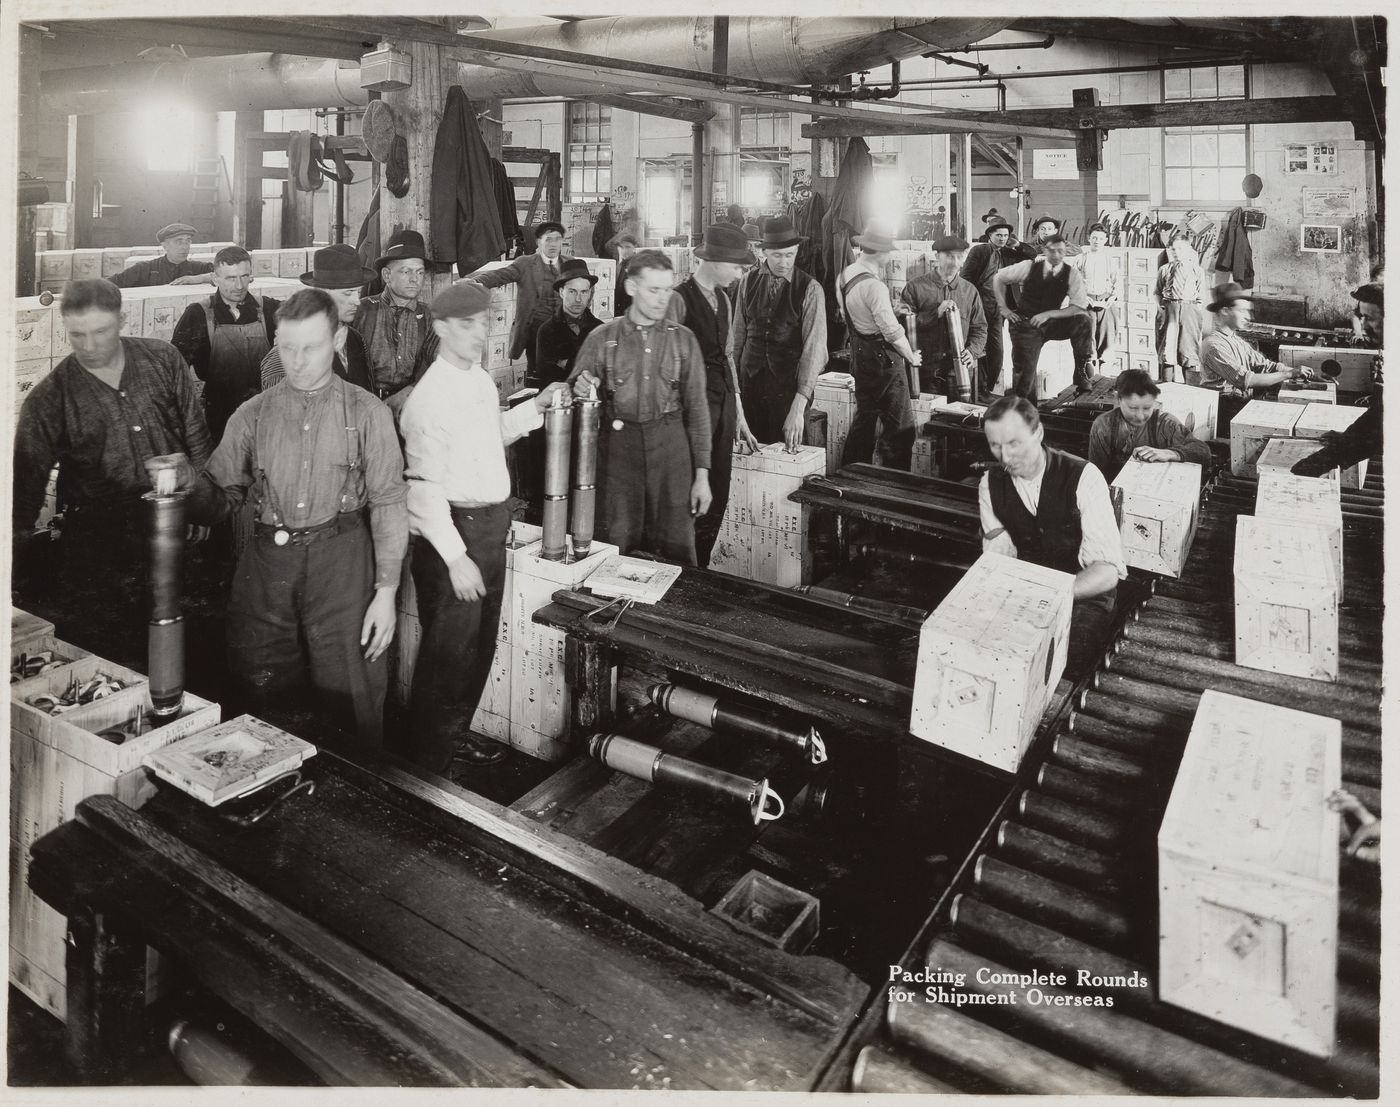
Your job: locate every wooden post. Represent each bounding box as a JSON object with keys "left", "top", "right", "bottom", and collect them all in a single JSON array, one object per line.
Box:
[
  {"left": 72, "top": 115, "right": 97, "bottom": 249},
  {"left": 382, "top": 37, "right": 451, "bottom": 274},
  {"left": 233, "top": 111, "right": 262, "bottom": 248},
  {"left": 281, "top": 180, "right": 315, "bottom": 248},
  {"left": 65, "top": 907, "right": 149, "bottom": 1083}
]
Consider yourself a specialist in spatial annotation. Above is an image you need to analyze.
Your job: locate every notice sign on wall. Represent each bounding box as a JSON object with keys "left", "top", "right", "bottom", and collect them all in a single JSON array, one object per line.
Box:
[
  {"left": 1034, "top": 150, "right": 1080, "bottom": 180},
  {"left": 1302, "top": 187, "right": 1355, "bottom": 219},
  {"left": 1286, "top": 143, "right": 1338, "bottom": 175}
]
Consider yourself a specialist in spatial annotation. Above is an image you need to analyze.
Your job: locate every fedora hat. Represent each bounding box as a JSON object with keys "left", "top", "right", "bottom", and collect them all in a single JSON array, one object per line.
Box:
[
  {"left": 374, "top": 229, "right": 429, "bottom": 272},
  {"left": 759, "top": 215, "right": 804, "bottom": 249},
  {"left": 301, "top": 244, "right": 376, "bottom": 289},
  {"left": 695, "top": 222, "right": 756, "bottom": 265},
  {"left": 851, "top": 225, "right": 897, "bottom": 254},
  {"left": 553, "top": 257, "right": 599, "bottom": 290},
  {"left": 1029, "top": 214, "right": 1062, "bottom": 232},
  {"left": 1207, "top": 281, "right": 1254, "bottom": 313},
  {"left": 984, "top": 218, "right": 1013, "bottom": 235}
]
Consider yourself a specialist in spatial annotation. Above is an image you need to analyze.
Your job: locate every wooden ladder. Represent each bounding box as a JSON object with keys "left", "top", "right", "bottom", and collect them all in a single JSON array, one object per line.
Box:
[{"left": 502, "top": 146, "right": 562, "bottom": 236}]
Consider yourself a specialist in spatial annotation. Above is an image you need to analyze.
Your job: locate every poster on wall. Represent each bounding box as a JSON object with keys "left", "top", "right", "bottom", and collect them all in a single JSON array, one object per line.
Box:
[
  {"left": 1300, "top": 224, "right": 1342, "bottom": 253},
  {"left": 1302, "top": 187, "right": 1355, "bottom": 219},
  {"left": 1285, "top": 142, "right": 1338, "bottom": 175},
  {"left": 1033, "top": 150, "right": 1079, "bottom": 180}
]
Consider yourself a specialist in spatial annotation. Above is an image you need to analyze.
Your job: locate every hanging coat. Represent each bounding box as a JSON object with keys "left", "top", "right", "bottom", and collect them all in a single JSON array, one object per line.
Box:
[
  {"left": 789, "top": 191, "right": 828, "bottom": 286},
  {"left": 1214, "top": 207, "right": 1255, "bottom": 289},
  {"left": 430, "top": 87, "right": 507, "bottom": 276},
  {"left": 592, "top": 201, "right": 617, "bottom": 260},
  {"left": 490, "top": 156, "right": 522, "bottom": 247},
  {"left": 820, "top": 137, "right": 873, "bottom": 349}
]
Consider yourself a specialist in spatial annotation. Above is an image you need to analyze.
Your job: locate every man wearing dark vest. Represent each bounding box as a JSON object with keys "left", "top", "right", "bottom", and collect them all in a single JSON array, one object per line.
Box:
[
  {"left": 468, "top": 221, "right": 567, "bottom": 382},
  {"left": 534, "top": 257, "right": 604, "bottom": 386},
  {"left": 667, "top": 223, "right": 755, "bottom": 567},
  {"left": 172, "top": 245, "right": 280, "bottom": 443},
  {"left": 961, "top": 218, "right": 1012, "bottom": 396},
  {"left": 351, "top": 228, "right": 438, "bottom": 404},
  {"left": 732, "top": 214, "right": 828, "bottom": 450},
  {"left": 978, "top": 395, "right": 1125, "bottom": 677},
  {"left": 993, "top": 235, "right": 1096, "bottom": 400}
]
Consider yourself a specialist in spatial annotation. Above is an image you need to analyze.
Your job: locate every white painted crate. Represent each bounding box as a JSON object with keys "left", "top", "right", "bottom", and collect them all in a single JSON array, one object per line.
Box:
[
  {"left": 811, "top": 372, "right": 856, "bottom": 474},
  {"left": 1254, "top": 471, "right": 1344, "bottom": 596},
  {"left": 1109, "top": 459, "right": 1202, "bottom": 577},
  {"left": 1293, "top": 403, "right": 1370, "bottom": 488},
  {"left": 1156, "top": 381, "right": 1218, "bottom": 442},
  {"left": 1159, "top": 690, "right": 1340, "bottom": 1058},
  {"left": 1233, "top": 516, "right": 1338, "bottom": 682},
  {"left": 1229, "top": 400, "right": 1300, "bottom": 477}
]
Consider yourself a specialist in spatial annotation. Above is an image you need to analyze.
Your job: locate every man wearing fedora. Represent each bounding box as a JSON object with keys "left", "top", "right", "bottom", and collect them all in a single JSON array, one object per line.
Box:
[
  {"left": 1009, "top": 214, "right": 1080, "bottom": 263},
  {"left": 899, "top": 234, "right": 987, "bottom": 399},
  {"left": 260, "top": 245, "right": 375, "bottom": 394},
  {"left": 110, "top": 222, "right": 216, "bottom": 288},
  {"left": 993, "top": 234, "right": 1097, "bottom": 399},
  {"left": 352, "top": 229, "right": 439, "bottom": 403},
  {"left": 569, "top": 250, "right": 712, "bottom": 564},
  {"left": 535, "top": 258, "right": 604, "bottom": 386},
  {"left": 468, "top": 221, "right": 569, "bottom": 382},
  {"left": 172, "top": 245, "right": 281, "bottom": 443},
  {"left": 732, "top": 215, "right": 828, "bottom": 451},
  {"left": 1198, "top": 283, "right": 1316, "bottom": 395},
  {"left": 837, "top": 225, "right": 923, "bottom": 470},
  {"left": 667, "top": 223, "right": 755, "bottom": 567},
  {"left": 961, "top": 218, "right": 1013, "bottom": 395}
]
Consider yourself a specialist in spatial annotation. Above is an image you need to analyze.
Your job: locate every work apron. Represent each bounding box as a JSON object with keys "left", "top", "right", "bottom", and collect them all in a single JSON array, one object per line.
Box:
[
  {"left": 204, "top": 297, "right": 271, "bottom": 443},
  {"left": 839, "top": 271, "right": 914, "bottom": 470}
]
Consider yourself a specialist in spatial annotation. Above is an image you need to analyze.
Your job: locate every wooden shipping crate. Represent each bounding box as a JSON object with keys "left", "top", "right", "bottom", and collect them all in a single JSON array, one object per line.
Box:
[
  {"left": 70, "top": 248, "right": 104, "bottom": 280},
  {"left": 1277, "top": 344, "right": 1381, "bottom": 395},
  {"left": 812, "top": 372, "right": 855, "bottom": 473},
  {"left": 277, "top": 248, "right": 309, "bottom": 278},
  {"left": 248, "top": 249, "right": 281, "bottom": 277},
  {"left": 1254, "top": 472, "right": 1344, "bottom": 596},
  {"left": 143, "top": 293, "right": 191, "bottom": 343},
  {"left": 14, "top": 299, "right": 54, "bottom": 363},
  {"left": 11, "top": 653, "right": 144, "bottom": 744},
  {"left": 1229, "top": 400, "right": 1301, "bottom": 477},
  {"left": 1293, "top": 403, "right": 1370, "bottom": 488},
  {"left": 1109, "top": 459, "right": 1202, "bottom": 577},
  {"left": 488, "top": 303, "right": 514, "bottom": 337},
  {"left": 1159, "top": 690, "right": 1340, "bottom": 1058},
  {"left": 11, "top": 608, "right": 55, "bottom": 652},
  {"left": 1233, "top": 516, "right": 1338, "bottom": 682},
  {"left": 37, "top": 251, "right": 72, "bottom": 282},
  {"left": 1156, "top": 381, "right": 1218, "bottom": 442},
  {"left": 709, "top": 517, "right": 752, "bottom": 579},
  {"left": 100, "top": 248, "right": 131, "bottom": 277},
  {"left": 1256, "top": 436, "right": 1340, "bottom": 485},
  {"left": 910, "top": 552, "right": 1073, "bottom": 773},
  {"left": 15, "top": 360, "right": 53, "bottom": 409},
  {"left": 10, "top": 635, "right": 89, "bottom": 687},
  {"left": 1278, "top": 382, "right": 1337, "bottom": 406}
]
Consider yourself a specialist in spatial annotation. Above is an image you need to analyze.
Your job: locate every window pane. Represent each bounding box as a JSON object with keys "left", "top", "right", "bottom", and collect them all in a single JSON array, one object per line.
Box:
[
  {"left": 1164, "top": 167, "right": 1194, "bottom": 201},
  {"left": 1190, "top": 68, "right": 1218, "bottom": 99},
  {"left": 1218, "top": 131, "right": 1247, "bottom": 165},
  {"left": 1192, "top": 167, "right": 1219, "bottom": 204},
  {"left": 570, "top": 169, "right": 583, "bottom": 195},
  {"left": 1164, "top": 68, "right": 1191, "bottom": 100},
  {"left": 584, "top": 169, "right": 596, "bottom": 194},
  {"left": 1218, "top": 65, "right": 1245, "bottom": 98},
  {"left": 601, "top": 146, "right": 612, "bottom": 164},
  {"left": 1219, "top": 167, "right": 1242, "bottom": 200},
  {"left": 741, "top": 117, "right": 756, "bottom": 145},
  {"left": 600, "top": 124, "right": 611, "bottom": 142},
  {"left": 598, "top": 169, "right": 611, "bottom": 195},
  {"left": 1191, "top": 133, "right": 1218, "bottom": 165},
  {"left": 1164, "top": 132, "right": 1193, "bottom": 165}
]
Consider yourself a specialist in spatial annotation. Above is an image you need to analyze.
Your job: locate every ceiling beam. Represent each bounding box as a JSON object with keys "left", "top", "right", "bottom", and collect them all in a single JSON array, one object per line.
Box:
[
  {"left": 42, "top": 18, "right": 373, "bottom": 61},
  {"left": 1007, "top": 17, "right": 1319, "bottom": 62},
  {"left": 803, "top": 96, "right": 1372, "bottom": 139},
  {"left": 587, "top": 95, "right": 715, "bottom": 125}
]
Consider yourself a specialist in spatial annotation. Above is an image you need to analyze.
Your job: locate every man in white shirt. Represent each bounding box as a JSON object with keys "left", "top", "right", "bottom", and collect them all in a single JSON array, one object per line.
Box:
[
  {"left": 993, "top": 235, "right": 1097, "bottom": 399},
  {"left": 1075, "top": 223, "right": 1121, "bottom": 372},
  {"left": 398, "top": 281, "right": 570, "bottom": 774},
  {"left": 977, "top": 395, "right": 1125, "bottom": 677}
]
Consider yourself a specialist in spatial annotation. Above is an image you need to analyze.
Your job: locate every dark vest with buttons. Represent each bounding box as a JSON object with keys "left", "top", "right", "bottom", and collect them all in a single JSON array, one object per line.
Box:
[
  {"left": 675, "top": 277, "right": 732, "bottom": 399},
  {"left": 989, "top": 447, "right": 1086, "bottom": 577},
  {"left": 738, "top": 266, "right": 812, "bottom": 382},
  {"left": 1016, "top": 260, "right": 1073, "bottom": 317}
]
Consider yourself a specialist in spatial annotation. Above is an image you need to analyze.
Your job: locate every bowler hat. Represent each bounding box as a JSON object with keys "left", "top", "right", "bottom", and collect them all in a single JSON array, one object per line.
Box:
[
  {"left": 1029, "top": 214, "right": 1061, "bottom": 232},
  {"left": 432, "top": 280, "right": 491, "bottom": 320},
  {"left": 695, "top": 223, "right": 756, "bottom": 265},
  {"left": 300, "top": 244, "right": 376, "bottom": 289},
  {"left": 1207, "top": 282, "right": 1254, "bottom": 313},
  {"left": 157, "top": 222, "right": 197, "bottom": 242},
  {"left": 932, "top": 234, "right": 970, "bottom": 253},
  {"left": 553, "top": 257, "right": 599, "bottom": 290},
  {"left": 759, "top": 215, "right": 804, "bottom": 249},
  {"left": 851, "top": 225, "right": 897, "bottom": 254},
  {"left": 533, "top": 221, "right": 566, "bottom": 240},
  {"left": 984, "top": 219, "right": 1013, "bottom": 235},
  {"left": 375, "top": 229, "right": 429, "bottom": 272}
]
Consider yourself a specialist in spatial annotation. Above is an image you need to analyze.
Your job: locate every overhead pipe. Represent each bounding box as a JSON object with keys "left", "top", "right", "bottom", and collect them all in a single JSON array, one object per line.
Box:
[
  {"left": 939, "top": 34, "right": 1056, "bottom": 52},
  {"left": 848, "top": 59, "right": 901, "bottom": 102}
]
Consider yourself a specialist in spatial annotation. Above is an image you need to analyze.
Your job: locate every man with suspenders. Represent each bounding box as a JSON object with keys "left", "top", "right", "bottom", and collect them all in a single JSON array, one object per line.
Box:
[
  {"left": 148, "top": 288, "right": 408, "bottom": 750},
  {"left": 836, "top": 224, "right": 923, "bottom": 470},
  {"left": 171, "top": 245, "right": 280, "bottom": 443}
]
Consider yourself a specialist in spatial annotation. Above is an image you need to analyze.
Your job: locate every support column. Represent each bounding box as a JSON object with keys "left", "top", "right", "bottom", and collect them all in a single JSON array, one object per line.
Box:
[
  {"left": 382, "top": 38, "right": 451, "bottom": 267},
  {"left": 690, "top": 119, "right": 705, "bottom": 244},
  {"left": 72, "top": 115, "right": 96, "bottom": 248},
  {"left": 232, "top": 111, "right": 262, "bottom": 248}
]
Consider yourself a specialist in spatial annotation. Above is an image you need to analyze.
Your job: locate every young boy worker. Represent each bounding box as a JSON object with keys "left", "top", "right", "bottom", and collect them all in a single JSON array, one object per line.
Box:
[{"left": 399, "top": 281, "right": 573, "bottom": 773}]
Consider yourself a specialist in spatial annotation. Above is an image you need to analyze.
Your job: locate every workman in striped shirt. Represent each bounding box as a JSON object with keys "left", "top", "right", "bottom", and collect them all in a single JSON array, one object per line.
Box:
[
  {"left": 1196, "top": 283, "right": 1315, "bottom": 394},
  {"left": 399, "top": 281, "right": 572, "bottom": 774}
]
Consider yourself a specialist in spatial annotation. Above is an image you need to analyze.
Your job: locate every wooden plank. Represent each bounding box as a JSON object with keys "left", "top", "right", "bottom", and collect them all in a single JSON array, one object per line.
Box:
[
  {"left": 589, "top": 94, "right": 715, "bottom": 124},
  {"left": 63, "top": 906, "right": 148, "bottom": 1083}
]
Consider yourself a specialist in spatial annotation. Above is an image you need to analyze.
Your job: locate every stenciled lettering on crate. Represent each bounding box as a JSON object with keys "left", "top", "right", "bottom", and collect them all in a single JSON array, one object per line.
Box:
[
  {"left": 1109, "top": 458, "right": 1202, "bottom": 577},
  {"left": 1233, "top": 515, "right": 1339, "bottom": 682}
]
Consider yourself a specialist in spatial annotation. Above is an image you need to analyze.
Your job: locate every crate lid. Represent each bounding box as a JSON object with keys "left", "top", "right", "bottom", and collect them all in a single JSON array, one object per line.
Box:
[
  {"left": 1294, "top": 403, "right": 1366, "bottom": 435},
  {"left": 1232, "top": 515, "right": 1338, "bottom": 587},
  {"left": 1110, "top": 457, "right": 1202, "bottom": 500},
  {"left": 1233, "top": 400, "right": 1303, "bottom": 433}
]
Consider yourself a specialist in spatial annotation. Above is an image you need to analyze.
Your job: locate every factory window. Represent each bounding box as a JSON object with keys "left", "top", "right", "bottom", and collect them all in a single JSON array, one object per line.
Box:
[
  {"left": 567, "top": 102, "right": 613, "bottom": 203},
  {"left": 1163, "top": 65, "right": 1246, "bottom": 101},
  {"left": 1161, "top": 65, "right": 1249, "bottom": 207},
  {"left": 738, "top": 109, "right": 792, "bottom": 219}
]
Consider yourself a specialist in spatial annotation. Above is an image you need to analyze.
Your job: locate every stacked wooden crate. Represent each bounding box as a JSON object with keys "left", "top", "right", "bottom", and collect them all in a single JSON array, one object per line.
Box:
[
  {"left": 1229, "top": 400, "right": 1301, "bottom": 476},
  {"left": 1278, "top": 381, "right": 1337, "bottom": 405},
  {"left": 472, "top": 259, "right": 526, "bottom": 400},
  {"left": 582, "top": 257, "right": 617, "bottom": 319},
  {"left": 1122, "top": 247, "right": 1162, "bottom": 376},
  {"left": 709, "top": 444, "right": 825, "bottom": 587},
  {"left": 1293, "top": 403, "right": 1371, "bottom": 487},
  {"left": 1277, "top": 344, "right": 1382, "bottom": 396},
  {"left": 910, "top": 393, "right": 950, "bottom": 476},
  {"left": 1254, "top": 464, "right": 1344, "bottom": 595},
  {"left": 1109, "top": 458, "right": 1202, "bottom": 577},
  {"left": 35, "top": 242, "right": 245, "bottom": 296},
  {"left": 9, "top": 617, "right": 220, "bottom": 1020},
  {"left": 1233, "top": 514, "right": 1339, "bottom": 682},
  {"left": 811, "top": 372, "right": 855, "bottom": 473}
]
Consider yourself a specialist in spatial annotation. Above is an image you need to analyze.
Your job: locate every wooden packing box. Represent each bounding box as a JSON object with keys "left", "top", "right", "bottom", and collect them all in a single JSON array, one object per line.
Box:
[
  {"left": 1156, "top": 381, "right": 1218, "bottom": 442},
  {"left": 1158, "top": 690, "right": 1340, "bottom": 1058},
  {"left": 1233, "top": 516, "right": 1339, "bottom": 682},
  {"left": 488, "top": 303, "right": 514, "bottom": 337},
  {"left": 9, "top": 635, "right": 89, "bottom": 687},
  {"left": 10, "top": 651, "right": 141, "bottom": 744},
  {"left": 739, "top": 444, "right": 825, "bottom": 532},
  {"left": 909, "top": 552, "right": 1073, "bottom": 773},
  {"left": 71, "top": 248, "right": 104, "bottom": 280},
  {"left": 910, "top": 393, "right": 949, "bottom": 439},
  {"left": 14, "top": 299, "right": 53, "bottom": 362},
  {"left": 277, "top": 248, "right": 309, "bottom": 278},
  {"left": 709, "top": 516, "right": 753, "bottom": 580},
  {"left": 1229, "top": 400, "right": 1301, "bottom": 477},
  {"left": 1256, "top": 436, "right": 1339, "bottom": 485},
  {"left": 11, "top": 608, "right": 55, "bottom": 652},
  {"left": 248, "top": 249, "right": 281, "bottom": 277},
  {"left": 1109, "top": 458, "right": 1202, "bottom": 577},
  {"left": 15, "top": 361, "right": 52, "bottom": 409},
  {"left": 1293, "top": 403, "right": 1370, "bottom": 488},
  {"left": 37, "top": 251, "right": 72, "bottom": 281},
  {"left": 812, "top": 372, "right": 855, "bottom": 474},
  {"left": 912, "top": 435, "right": 936, "bottom": 478},
  {"left": 1278, "top": 382, "right": 1337, "bottom": 406},
  {"left": 508, "top": 539, "right": 618, "bottom": 761},
  {"left": 37, "top": 682, "right": 221, "bottom": 776},
  {"left": 1254, "top": 472, "right": 1344, "bottom": 596},
  {"left": 1277, "top": 344, "right": 1381, "bottom": 395},
  {"left": 143, "top": 293, "right": 192, "bottom": 343},
  {"left": 100, "top": 248, "right": 131, "bottom": 277}
]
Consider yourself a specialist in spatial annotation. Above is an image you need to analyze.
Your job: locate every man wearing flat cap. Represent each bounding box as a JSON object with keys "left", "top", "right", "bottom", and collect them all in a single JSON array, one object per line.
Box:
[
  {"left": 961, "top": 219, "right": 1013, "bottom": 395},
  {"left": 667, "top": 224, "right": 755, "bottom": 567},
  {"left": 1009, "top": 214, "right": 1080, "bottom": 263},
  {"left": 1197, "top": 283, "right": 1316, "bottom": 395},
  {"left": 733, "top": 214, "right": 828, "bottom": 451},
  {"left": 400, "top": 281, "right": 572, "bottom": 773},
  {"left": 260, "top": 245, "right": 375, "bottom": 393},
  {"left": 109, "top": 223, "right": 216, "bottom": 288},
  {"left": 352, "top": 228, "right": 439, "bottom": 403},
  {"left": 899, "top": 235, "right": 987, "bottom": 399},
  {"left": 468, "top": 221, "right": 569, "bottom": 382}
]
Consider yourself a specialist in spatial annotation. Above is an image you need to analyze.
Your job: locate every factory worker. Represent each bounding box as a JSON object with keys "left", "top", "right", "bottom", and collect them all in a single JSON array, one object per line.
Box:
[
  {"left": 961, "top": 218, "right": 1013, "bottom": 395},
  {"left": 1075, "top": 223, "right": 1121, "bottom": 372},
  {"left": 993, "top": 234, "right": 1097, "bottom": 399},
  {"left": 108, "top": 222, "right": 216, "bottom": 288},
  {"left": 666, "top": 223, "right": 756, "bottom": 568},
  {"left": 569, "top": 250, "right": 713, "bottom": 565},
  {"left": 899, "top": 234, "right": 987, "bottom": 399},
  {"left": 979, "top": 395, "right": 1125, "bottom": 677},
  {"left": 1009, "top": 214, "right": 1081, "bottom": 262},
  {"left": 535, "top": 257, "right": 605, "bottom": 386},
  {"left": 147, "top": 287, "right": 408, "bottom": 750},
  {"left": 1196, "top": 284, "right": 1316, "bottom": 394},
  {"left": 1154, "top": 233, "right": 1208, "bottom": 384},
  {"left": 1293, "top": 282, "right": 1384, "bottom": 478},
  {"left": 837, "top": 224, "right": 922, "bottom": 469},
  {"left": 468, "top": 220, "right": 569, "bottom": 382},
  {"left": 172, "top": 245, "right": 281, "bottom": 443},
  {"left": 13, "top": 278, "right": 212, "bottom": 669},
  {"left": 610, "top": 232, "right": 640, "bottom": 316},
  {"left": 260, "top": 246, "right": 376, "bottom": 393},
  {"left": 732, "top": 214, "right": 828, "bottom": 450},
  {"left": 400, "top": 281, "right": 572, "bottom": 774},
  {"left": 1087, "top": 370, "right": 1212, "bottom": 483},
  {"left": 351, "top": 229, "right": 439, "bottom": 404}
]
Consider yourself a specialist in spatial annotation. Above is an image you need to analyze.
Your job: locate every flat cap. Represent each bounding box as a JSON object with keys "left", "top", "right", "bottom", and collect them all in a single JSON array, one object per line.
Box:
[
  {"left": 432, "top": 280, "right": 491, "bottom": 320},
  {"left": 156, "top": 222, "right": 198, "bottom": 242},
  {"left": 1353, "top": 282, "right": 1383, "bottom": 307},
  {"left": 932, "top": 234, "right": 970, "bottom": 252}
]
